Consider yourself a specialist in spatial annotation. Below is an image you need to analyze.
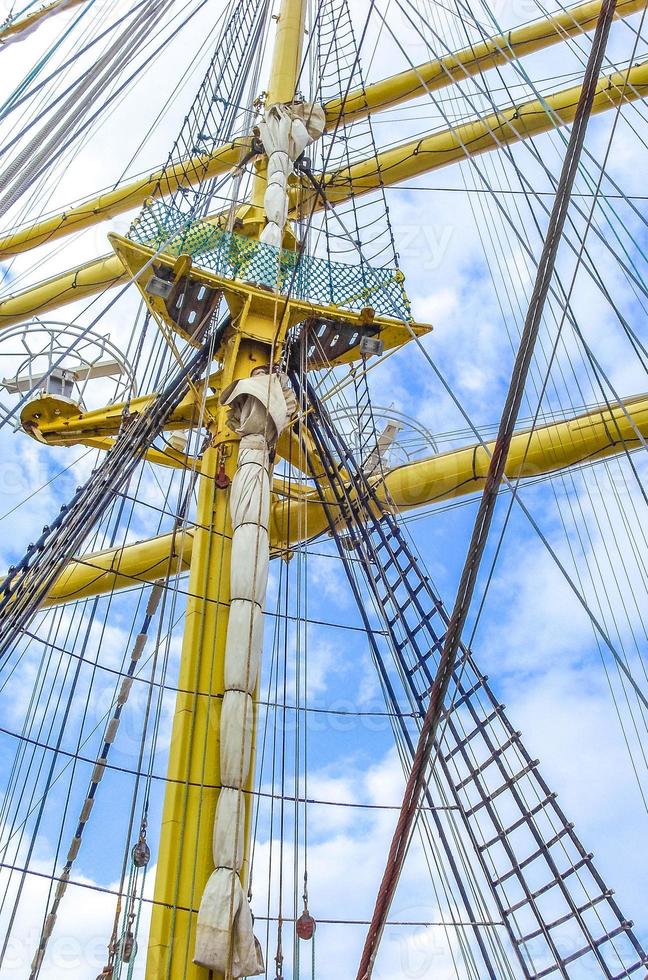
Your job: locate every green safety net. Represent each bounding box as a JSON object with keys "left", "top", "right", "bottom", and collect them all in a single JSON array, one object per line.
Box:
[{"left": 128, "top": 202, "right": 412, "bottom": 319}]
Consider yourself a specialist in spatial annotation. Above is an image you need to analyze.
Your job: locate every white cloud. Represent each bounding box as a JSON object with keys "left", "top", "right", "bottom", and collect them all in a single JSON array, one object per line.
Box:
[{"left": 1, "top": 852, "right": 152, "bottom": 979}]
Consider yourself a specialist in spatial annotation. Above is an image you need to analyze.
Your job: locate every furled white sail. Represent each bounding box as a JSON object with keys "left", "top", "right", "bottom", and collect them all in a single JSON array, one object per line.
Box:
[
  {"left": 194, "top": 370, "right": 295, "bottom": 976},
  {"left": 257, "top": 101, "right": 326, "bottom": 249}
]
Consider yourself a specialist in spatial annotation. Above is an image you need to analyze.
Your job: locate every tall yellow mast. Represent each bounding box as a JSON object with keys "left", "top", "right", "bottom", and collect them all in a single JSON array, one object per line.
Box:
[
  {"left": 267, "top": 0, "right": 307, "bottom": 104},
  {"left": 146, "top": 2, "right": 307, "bottom": 976}
]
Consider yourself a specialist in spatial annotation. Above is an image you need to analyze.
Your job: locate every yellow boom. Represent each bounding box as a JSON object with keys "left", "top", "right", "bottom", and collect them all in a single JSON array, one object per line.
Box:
[
  {"left": 40, "top": 391, "right": 648, "bottom": 606},
  {"left": 0, "top": 139, "right": 249, "bottom": 256},
  {"left": 2, "top": 54, "right": 646, "bottom": 330},
  {"left": 0, "top": 0, "right": 86, "bottom": 43},
  {"left": 0, "top": 0, "right": 644, "bottom": 258},
  {"left": 324, "top": 0, "right": 648, "bottom": 126},
  {"left": 319, "top": 59, "right": 648, "bottom": 203},
  {"left": 0, "top": 253, "right": 127, "bottom": 327}
]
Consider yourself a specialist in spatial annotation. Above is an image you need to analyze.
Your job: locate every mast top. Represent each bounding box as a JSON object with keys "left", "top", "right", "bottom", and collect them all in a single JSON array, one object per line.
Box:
[{"left": 266, "top": 0, "right": 308, "bottom": 105}]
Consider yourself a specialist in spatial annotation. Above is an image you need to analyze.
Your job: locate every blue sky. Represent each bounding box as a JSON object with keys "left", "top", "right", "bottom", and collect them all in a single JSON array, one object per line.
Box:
[{"left": 0, "top": 0, "right": 647, "bottom": 977}]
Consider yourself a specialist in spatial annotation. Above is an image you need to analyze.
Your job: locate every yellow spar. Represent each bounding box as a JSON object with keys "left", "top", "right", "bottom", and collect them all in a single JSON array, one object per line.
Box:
[
  {"left": 0, "top": 253, "right": 127, "bottom": 328},
  {"left": 1, "top": 0, "right": 645, "bottom": 259},
  {"left": 39, "top": 391, "right": 648, "bottom": 607},
  {"left": 319, "top": 59, "right": 648, "bottom": 203},
  {"left": 0, "top": 0, "right": 86, "bottom": 43},
  {"left": 324, "top": 0, "right": 648, "bottom": 126},
  {"left": 2, "top": 52, "right": 647, "bottom": 331},
  {"left": 0, "top": 138, "right": 250, "bottom": 257}
]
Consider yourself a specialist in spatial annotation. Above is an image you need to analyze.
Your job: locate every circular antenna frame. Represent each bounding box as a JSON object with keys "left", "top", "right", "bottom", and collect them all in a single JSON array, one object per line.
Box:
[{"left": 0, "top": 319, "right": 137, "bottom": 417}]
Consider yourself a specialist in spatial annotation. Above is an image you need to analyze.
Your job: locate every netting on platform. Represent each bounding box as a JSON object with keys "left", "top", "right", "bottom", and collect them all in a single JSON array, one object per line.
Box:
[{"left": 129, "top": 202, "right": 411, "bottom": 317}]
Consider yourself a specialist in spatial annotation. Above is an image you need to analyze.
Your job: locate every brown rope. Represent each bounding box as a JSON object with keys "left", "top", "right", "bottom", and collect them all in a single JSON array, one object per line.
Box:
[{"left": 355, "top": 0, "right": 619, "bottom": 975}]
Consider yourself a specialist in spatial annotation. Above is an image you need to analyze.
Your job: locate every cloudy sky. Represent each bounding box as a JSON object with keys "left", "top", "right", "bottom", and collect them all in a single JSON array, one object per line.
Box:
[{"left": 0, "top": 0, "right": 647, "bottom": 977}]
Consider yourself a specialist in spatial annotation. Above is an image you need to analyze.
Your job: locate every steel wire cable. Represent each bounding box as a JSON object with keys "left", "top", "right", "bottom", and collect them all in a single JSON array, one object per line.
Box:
[
  {"left": 0, "top": 0, "right": 153, "bottom": 122},
  {"left": 384, "top": 0, "right": 648, "bottom": 348},
  {"left": 26, "top": 453, "right": 175, "bottom": 974},
  {"left": 373, "top": 0, "right": 648, "bottom": 501},
  {"left": 291, "top": 365, "right": 518, "bottom": 976},
  {"left": 424, "top": 0, "right": 648, "bottom": 679},
  {"left": 0, "top": 0, "right": 103, "bottom": 117},
  {"left": 0, "top": 420, "right": 201, "bottom": 968},
  {"left": 441, "top": 0, "right": 648, "bottom": 339},
  {"left": 0, "top": 465, "right": 150, "bottom": 921},
  {"left": 421, "top": 0, "right": 648, "bottom": 778},
  {"left": 327, "top": 323, "right": 648, "bottom": 967},
  {"left": 0, "top": 0, "right": 212, "bottom": 177},
  {"left": 289, "top": 346, "right": 515, "bottom": 973},
  {"left": 28, "top": 582, "right": 164, "bottom": 978},
  {"left": 301, "top": 360, "right": 645, "bottom": 976}
]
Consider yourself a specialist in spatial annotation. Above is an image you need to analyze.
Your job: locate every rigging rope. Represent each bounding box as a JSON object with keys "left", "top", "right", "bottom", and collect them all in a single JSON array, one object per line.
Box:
[
  {"left": 28, "top": 582, "right": 164, "bottom": 979},
  {"left": 0, "top": 0, "right": 172, "bottom": 219},
  {"left": 0, "top": 320, "right": 227, "bottom": 661},
  {"left": 355, "top": 0, "right": 621, "bottom": 974}
]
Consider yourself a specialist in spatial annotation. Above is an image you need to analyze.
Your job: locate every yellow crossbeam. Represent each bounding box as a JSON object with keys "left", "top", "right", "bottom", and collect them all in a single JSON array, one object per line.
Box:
[
  {"left": 18, "top": 381, "right": 222, "bottom": 443},
  {"left": 0, "top": 139, "right": 249, "bottom": 257},
  {"left": 39, "top": 392, "right": 648, "bottom": 606},
  {"left": 0, "top": 253, "right": 127, "bottom": 329},
  {"left": 1, "top": 0, "right": 643, "bottom": 259},
  {"left": 0, "top": 0, "right": 86, "bottom": 43},
  {"left": 43, "top": 529, "right": 194, "bottom": 605},
  {"left": 325, "top": 0, "right": 648, "bottom": 126},
  {"left": 77, "top": 437, "right": 193, "bottom": 469},
  {"left": 2, "top": 55, "right": 645, "bottom": 331},
  {"left": 319, "top": 59, "right": 648, "bottom": 204}
]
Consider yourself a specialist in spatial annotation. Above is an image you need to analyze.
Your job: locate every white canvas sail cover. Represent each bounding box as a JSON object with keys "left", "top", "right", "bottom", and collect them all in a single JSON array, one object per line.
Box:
[
  {"left": 257, "top": 102, "right": 326, "bottom": 249},
  {"left": 194, "top": 371, "right": 295, "bottom": 976}
]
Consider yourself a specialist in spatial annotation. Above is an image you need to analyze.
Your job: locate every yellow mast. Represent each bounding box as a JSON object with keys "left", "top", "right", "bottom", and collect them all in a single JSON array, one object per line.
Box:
[
  {"left": 146, "top": 343, "right": 266, "bottom": 979},
  {"left": 146, "top": 2, "right": 307, "bottom": 976},
  {"left": 267, "top": 0, "right": 307, "bottom": 104}
]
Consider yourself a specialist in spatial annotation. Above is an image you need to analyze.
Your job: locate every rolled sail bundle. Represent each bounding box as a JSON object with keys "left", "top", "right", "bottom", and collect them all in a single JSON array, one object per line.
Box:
[
  {"left": 248, "top": 101, "right": 325, "bottom": 287},
  {"left": 258, "top": 101, "right": 325, "bottom": 248},
  {"left": 194, "top": 369, "right": 296, "bottom": 976}
]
